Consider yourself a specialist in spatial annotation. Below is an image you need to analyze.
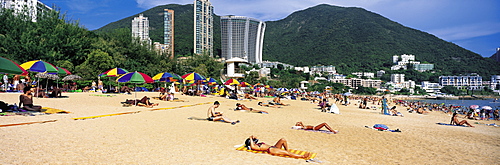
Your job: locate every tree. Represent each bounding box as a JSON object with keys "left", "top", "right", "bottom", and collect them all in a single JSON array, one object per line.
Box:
[{"left": 76, "top": 49, "right": 115, "bottom": 80}]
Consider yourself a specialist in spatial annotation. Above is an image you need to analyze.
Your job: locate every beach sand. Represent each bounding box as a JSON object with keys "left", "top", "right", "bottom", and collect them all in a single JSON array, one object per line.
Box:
[{"left": 0, "top": 92, "right": 498, "bottom": 164}]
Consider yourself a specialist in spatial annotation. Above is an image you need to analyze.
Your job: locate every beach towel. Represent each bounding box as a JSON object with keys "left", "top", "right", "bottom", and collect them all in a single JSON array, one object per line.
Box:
[
  {"left": 436, "top": 123, "right": 468, "bottom": 127},
  {"left": 365, "top": 125, "right": 401, "bottom": 132},
  {"left": 291, "top": 126, "right": 337, "bottom": 134},
  {"left": 42, "top": 107, "right": 70, "bottom": 114},
  {"left": 235, "top": 145, "right": 316, "bottom": 160}
]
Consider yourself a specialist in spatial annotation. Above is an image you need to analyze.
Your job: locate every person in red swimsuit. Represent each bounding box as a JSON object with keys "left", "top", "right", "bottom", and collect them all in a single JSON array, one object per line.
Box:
[{"left": 245, "top": 135, "right": 311, "bottom": 159}]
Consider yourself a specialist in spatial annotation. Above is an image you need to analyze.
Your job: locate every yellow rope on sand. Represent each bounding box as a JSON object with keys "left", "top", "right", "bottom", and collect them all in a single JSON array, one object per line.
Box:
[
  {"left": 72, "top": 111, "right": 140, "bottom": 120},
  {"left": 0, "top": 120, "right": 57, "bottom": 127}
]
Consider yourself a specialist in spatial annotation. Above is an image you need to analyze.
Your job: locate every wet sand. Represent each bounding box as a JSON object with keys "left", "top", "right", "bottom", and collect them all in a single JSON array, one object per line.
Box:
[{"left": 0, "top": 92, "right": 498, "bottom": 164}]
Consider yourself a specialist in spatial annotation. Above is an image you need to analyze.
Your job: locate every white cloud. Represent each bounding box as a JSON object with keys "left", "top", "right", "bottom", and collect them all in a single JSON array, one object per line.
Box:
[{"left": 429, "top": 22, "right": 500, "bottom": 41}]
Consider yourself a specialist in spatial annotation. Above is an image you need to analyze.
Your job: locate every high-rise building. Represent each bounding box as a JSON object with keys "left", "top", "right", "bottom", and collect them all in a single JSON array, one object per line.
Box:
[
  {"left": 221, "top": 16, "right": 266, "bottom": 64},
  {"left": 164, "top": 9, "right": 174, "bottom": 58},
  {"left": 0, "top": 0, "right": 51, "bottom": 22},
  {"left": 131, "top": 14, "right": 151, "bottom": 44},
  {"left": 193, "top": 0, "right": 213, "bottom": 56}
]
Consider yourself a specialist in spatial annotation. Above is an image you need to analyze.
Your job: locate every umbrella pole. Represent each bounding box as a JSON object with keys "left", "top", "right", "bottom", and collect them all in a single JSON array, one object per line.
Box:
[{"left": 135, "top": 84, "right": 137, "bottom": 106}]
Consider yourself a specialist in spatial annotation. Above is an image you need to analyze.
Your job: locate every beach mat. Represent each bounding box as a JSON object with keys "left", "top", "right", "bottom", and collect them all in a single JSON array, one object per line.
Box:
[
  {"left": 235, "top": 145, "right": 316, "bottom": 160},
  {"left": 436, "top": 123, "right": 468, "bottom": 127},
  {"left": 73, "top": 111, "right": 140, "bottom": 120},
  {"left": 365, "top": 125, "right": 401, "bottom": 132},
  {"left": 291, "top": 127, "right": 337, "bottom": 134}
]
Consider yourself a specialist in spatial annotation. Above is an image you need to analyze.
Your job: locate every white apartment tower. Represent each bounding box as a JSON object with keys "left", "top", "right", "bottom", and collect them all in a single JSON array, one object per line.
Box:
[
  {"left": 193, "top": 0, "right": 213, "bottom": 56},
  {"left": 221, "top": 16, "right": 266, "bottom": 64},
  {"left": 164, "top": 9, "right": 174, "bottom": 58},
  {"left": 131, "top": 14, "right": 151, "bottom": 44},
  {"left": 0, "top": 0, "right": 51, "bottom": 22}
]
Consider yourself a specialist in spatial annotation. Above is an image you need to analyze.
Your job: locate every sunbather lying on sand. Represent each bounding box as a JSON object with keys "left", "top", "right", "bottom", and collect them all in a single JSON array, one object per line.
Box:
[
  {"left": 257, "top": 102, "right": 281, "bottom": 108},
  {"left": 273, "top": 97, "right": 289, "bottom": 106},
  {"left": 244, "top": 93, "right": 257, "bottom": 100},
  {"left": 245, "top": 135, "right": 311, "bottom": 159},
  {"left": 235, "top": 103, "right": 268, "bottom": 114},
  {"left": 294, "top": 122, "right": 338, "bottom": 133},
  {"left": 451, "top": 112, "right": 474, "bottom": 127}
]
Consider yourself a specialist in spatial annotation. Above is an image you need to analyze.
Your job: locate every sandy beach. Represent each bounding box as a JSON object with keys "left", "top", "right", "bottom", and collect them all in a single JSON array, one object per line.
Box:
[{"left": 0, "top": 92, "right": 499, "bottom": 164}]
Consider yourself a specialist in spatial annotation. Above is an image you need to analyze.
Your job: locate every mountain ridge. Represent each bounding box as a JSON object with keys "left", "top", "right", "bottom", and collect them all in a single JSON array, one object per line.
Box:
[{"left": 96, "top": 4, "right": 499, "bottom": 76}]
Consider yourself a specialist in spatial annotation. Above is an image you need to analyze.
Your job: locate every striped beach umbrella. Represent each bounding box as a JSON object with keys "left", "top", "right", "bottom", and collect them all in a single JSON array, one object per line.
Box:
[
  {"left": 254, "top": 83, "right": 264, "bottom": 87},
  {"left": 49, "top": 67, "right": 71, "bottom": 75},
  {"left": 264, "top": 85, "right": 273, "bottom": 89},
  {"left": 99, "top": 68, "right": 129, "bottom": 77},
  {"left": 20, "top": 60, "right": 58, "bottom": 73},
  {"left": 224, "top": 78, "right": 240, "bottom": 85},
  {"left": 152, "top": 72, "right": 181, "bottom": 82},
  {"left": 239, "top": 82, "right": 252, "bottom": 87},
  {"left": 0, "top": 57, "right": 28, "bottom": 75},
  {"left": 181, "top": 72, "right": 206, "bottom": 81},
  {"left": 116, "top": 71, "right": 154, "bottom": 83},
  {"left": 277, "top": 88, "right": 289, "bottom": 92},
  {"left": 205, "top": 77, "right": 218, "bottom": 85}
]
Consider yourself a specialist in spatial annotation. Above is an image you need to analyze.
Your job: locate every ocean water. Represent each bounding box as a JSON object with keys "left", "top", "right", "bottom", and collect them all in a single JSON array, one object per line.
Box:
[{"left": 404, "top": 98, "right": 500, "bottom": 109}]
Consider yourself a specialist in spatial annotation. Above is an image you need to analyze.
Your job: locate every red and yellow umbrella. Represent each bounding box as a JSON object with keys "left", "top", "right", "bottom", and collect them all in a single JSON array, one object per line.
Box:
[
  {"left": 224, "top": 78, "right": 239, "bottom": 85},
  {"left": 239, "top": 82, "right": 252, "bottom": 87}
]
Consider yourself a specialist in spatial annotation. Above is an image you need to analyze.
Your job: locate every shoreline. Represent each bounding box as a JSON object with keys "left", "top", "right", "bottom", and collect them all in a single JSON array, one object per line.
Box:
[{"left": 0, "top": 92, "right": 498, "bottom": 164}]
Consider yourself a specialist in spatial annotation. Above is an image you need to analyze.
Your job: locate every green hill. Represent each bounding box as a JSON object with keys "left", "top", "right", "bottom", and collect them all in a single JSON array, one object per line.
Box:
[{"left": 96, "top": 4, "right": 499, "bottom": 76}]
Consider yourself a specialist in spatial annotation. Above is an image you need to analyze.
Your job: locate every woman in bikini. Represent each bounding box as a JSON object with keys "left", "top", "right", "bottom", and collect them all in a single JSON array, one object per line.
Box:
[
  {"left": 235, "top": 103, "right": 268, "bottom": 114},
  {"left": 450, "top": 112, "right": 474, "bottom": 127},
  {"left": 294, "top": 122, "right": 338, "bottom": 133},
  {"left": 245, "top": 135, "right": 311, "bottom": 159}
]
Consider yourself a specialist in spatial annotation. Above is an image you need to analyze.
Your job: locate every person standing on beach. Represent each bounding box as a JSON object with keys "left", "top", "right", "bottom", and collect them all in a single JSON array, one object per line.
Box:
[
  {"left": 3, "top": 74, "right": 8, "bottom": 91},
  {"left": 207, "top": 101, "right": 239, "bottom": 125}
]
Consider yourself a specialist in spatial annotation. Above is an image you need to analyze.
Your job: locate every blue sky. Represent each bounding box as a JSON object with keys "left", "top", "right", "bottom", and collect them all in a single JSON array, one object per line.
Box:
[{"left": 40, "top": 0, "right": 500, "bottom": 57}]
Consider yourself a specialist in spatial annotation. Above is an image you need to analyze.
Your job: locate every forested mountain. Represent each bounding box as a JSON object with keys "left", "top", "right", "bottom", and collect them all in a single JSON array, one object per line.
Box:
[{"left": 99, "top": 4, "right": 499, "bottom": 76}]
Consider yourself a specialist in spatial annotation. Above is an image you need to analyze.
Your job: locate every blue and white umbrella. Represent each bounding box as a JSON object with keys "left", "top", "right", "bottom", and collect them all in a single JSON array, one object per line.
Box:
[
  {"left": 311, "top": 91, "right": 320, "bottom": 95},
  {"left": 277, "top": 88, "right": 289, "bottom": 93}
]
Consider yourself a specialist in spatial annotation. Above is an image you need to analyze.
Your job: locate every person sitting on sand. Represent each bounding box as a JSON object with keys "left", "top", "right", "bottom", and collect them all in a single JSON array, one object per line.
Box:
[
  {"left": 235, "top": 103, "right": 268, "bottom": 114},
  {"left": 207, "top": 101, "right": 239, "bottom": 125},
  {"left": 257, "top": 102, "right": 282, "bottom": 108},
  {"left": 273, "top": 97, "right": 288, "bottom": 106},
  {"left": 19, "top": 87, "right": 42, "bottom": 111},
  {"left": 416, "top": 107, "right": 429, "bottom": 114},
  {"left": 389, "top": 106, "right": 404, "bottom": 117},
  {"left": 245, "top": 135, "right": 311, "bottom": 159},
  {"left": 120, "top": 86, "right": 132, "bottom": 94},
  {"left": 451, "top": 112, "right": 474, "bottom": 127},
  {"left": 294, "top": 122, "right": 338, "bottom": 133}
]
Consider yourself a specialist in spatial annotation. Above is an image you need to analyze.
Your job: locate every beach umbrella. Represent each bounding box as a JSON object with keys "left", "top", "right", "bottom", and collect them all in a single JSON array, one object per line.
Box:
[
  {"left": 343, "top": 92, "right": 352, "bottom": 96},
  {"left": 152, "top": 72, "right": 181, "bottom": 82},
  {"left": 481, "top": 106, "right": 492, "bottom": 110},
  {"left": 181, "top": 72, "right": 206, "bottom": 81},
  {"left": 35, "top": 73, "right": 59, "bottom": 80},
  {"left": 0, "top": 57, "right": 28, "bottom": 75},
  {"left": 277, "top": 88, "right": 289, "bottom": 92},
  {"left": 205, "top": 77, "right": 218, "bottom": 85},
  {"left": 311, "top": 91, "right": 320, "bottom": 95},
  {"left": 49, "top": 67, "right": 71, "bottom": 75},
  {"left": 116, "top": 71, "right": 154, "bottom": 83},
  {"left": 99, "top": 68, "right": 129, "bottom": 77},
  {"left": 239, "top": 82, "right": 252, "bottom": 87},
  {"left": 264, "top": 85, "right": 273, "bottom": 89},
  {"left": 62, "top": 75, "right": 82, "bottom": 81},
  {"left": 469, "top": 105, "right": 479, "bottom": 109},
  {"left": 254, "top": 83, "right": 264, "bottom": 87},
  {"left": 224, "top": 78, "right": 240, "bottom": 85},
  {"left": 20, "top": 60, "right": 58, "bottom": 73},
  {"left": 116, "top": 71, "right": 154, "bottom": 105}
]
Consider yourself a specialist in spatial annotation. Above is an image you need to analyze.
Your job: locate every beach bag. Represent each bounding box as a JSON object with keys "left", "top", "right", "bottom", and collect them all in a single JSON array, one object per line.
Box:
[{"left": 373, "top": 124, "right": 389, "bottom": 130}]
